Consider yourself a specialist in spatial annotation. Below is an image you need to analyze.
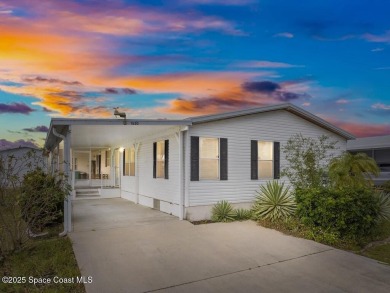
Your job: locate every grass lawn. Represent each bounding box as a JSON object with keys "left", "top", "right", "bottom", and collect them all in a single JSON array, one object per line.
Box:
[
  {"left": 363, "top": 244, "right": 390, "bottom": 264},
  {"left": 0, "top": 235, "right": 85, "bottom": 293},
  {"left": 257, "top": 219, "right": 390, "bottom": 264}
]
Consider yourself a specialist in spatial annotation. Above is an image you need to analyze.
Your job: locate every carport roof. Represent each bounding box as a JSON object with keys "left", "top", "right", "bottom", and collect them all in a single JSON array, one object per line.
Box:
[
  {"left": 45, "top": 118, "right": 191, "bottom": 150},
  {"left": 347, "top": 135, "right": 390, "bottom": 150}
]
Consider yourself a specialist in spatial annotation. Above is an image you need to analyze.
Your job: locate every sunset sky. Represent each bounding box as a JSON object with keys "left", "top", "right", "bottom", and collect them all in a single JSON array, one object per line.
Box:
[{"left": 0, "top": 0, "right": 389, "bottom": 149}]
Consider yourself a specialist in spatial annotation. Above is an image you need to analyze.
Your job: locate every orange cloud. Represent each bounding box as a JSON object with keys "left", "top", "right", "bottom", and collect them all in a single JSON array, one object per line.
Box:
[
  {"left": 160, "top": 79, "right": 311, "bottom": 115},
  {"left": 105, "top": 71, "right": 265, "bottom": 96}
]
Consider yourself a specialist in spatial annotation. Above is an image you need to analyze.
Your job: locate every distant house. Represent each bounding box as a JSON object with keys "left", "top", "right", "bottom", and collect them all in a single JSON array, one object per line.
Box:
[
  {"left": 347, "top": 135, "right": 390, "bottom": 185},
  {"left": 0, "top": 146, "right": 45, "bottom": 186},
  {"left": 44, "top": 103, "right": 354, "bottom": 232}
]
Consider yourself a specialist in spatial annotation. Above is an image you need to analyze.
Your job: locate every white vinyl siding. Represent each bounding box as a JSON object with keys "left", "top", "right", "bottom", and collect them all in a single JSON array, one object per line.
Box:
[
  {"left": 258, "top": 141, "right": 273, "bottom": 179},
  {"left": 120, "top": 130, "right": 180, "bottom": 216},
  {"left": 200, "top": 137, "right": 219, "bottom": 180},
  {"left": 187, "top": 110, "right": 347, "bottom": 206}
]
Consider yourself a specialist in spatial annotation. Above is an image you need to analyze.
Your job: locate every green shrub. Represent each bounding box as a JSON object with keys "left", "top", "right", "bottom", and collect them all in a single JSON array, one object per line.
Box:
[
  {"left": 252, "top": 181, "right": 296, "bottom": 221},
  {"left": 20, "top": 169, "right": 69, "bottom": 232},
  {"left": 211, "top": 201, "right": 235, "bottom": 222},
  {"left": 375, "top": 191, "right": 390, "bottom": 222},
  {"left": 295, "top": 187, "right": 380, "bottom": 238},
  {"left": 233, "top": 208, "right": 252, "bottom": 221},
  {"left": 382, "top": 180, "right": 390, "bottom": 193}
]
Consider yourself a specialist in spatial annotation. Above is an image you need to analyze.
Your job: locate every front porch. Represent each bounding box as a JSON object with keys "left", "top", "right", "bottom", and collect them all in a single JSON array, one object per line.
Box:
[{"left": 45, "top": 118, "right": 190, "bottom": 232}]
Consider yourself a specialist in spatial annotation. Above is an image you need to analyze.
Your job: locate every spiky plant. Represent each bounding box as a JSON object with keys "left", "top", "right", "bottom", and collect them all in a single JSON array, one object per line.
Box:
[
  {"left": 234, "top": 208, "right": 252, "bottom": 221},
  {"left": 376, "top": 191, "right": 390, "bottom": 222},
  {"left": 211, "top": 201, "right": 235, "bottom": 222},
  {"left": 252, "top": 181, "right": 296, "bottom": 221}
]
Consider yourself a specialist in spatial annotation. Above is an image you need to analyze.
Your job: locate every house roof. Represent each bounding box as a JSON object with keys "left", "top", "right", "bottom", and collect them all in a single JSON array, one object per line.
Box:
[
  {"left": 0, "top": 146, "right": 40, "bottom": 153},
  {"left": 188, "top": 103, "right": 355, "bottom": 140},
  {"left": 44, "top": 103, "right": 355, "bottom": 150},
  {"left": 347, "top": 135, "right": 390, "bottom": 150}
]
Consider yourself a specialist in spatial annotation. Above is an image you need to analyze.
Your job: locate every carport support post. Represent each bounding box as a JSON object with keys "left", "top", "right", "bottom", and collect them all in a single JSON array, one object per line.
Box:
[
  {"left": 64, "top": 126, "right": 72, "bottom": 232},
  {"left": 176, "top": 129, "right": 184, "bottom": 220},
  {"left": 134, "top": 143, "right": 140, "bottom": 204}
]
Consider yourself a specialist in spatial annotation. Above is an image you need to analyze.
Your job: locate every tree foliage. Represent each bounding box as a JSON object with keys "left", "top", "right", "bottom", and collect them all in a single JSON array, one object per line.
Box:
[{"left": 281, "top": 134, "right": 338, "bottom": 189}]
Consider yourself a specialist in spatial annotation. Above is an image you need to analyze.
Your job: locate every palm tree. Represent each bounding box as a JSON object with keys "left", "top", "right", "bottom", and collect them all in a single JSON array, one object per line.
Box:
[{"left": 329, "top": 152, "right": 380, "bottom": 188}]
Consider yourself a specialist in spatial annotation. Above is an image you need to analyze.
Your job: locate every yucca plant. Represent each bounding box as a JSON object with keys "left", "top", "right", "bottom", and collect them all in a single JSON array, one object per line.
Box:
[
  {"left": 211, "top": 201, "right": 235, "bottom": 222},
  {"left": 252, "top": 181, "right": 296, "bottom": 221},
  {"left": 234, "top": 208, "right": 252, "bottom": 221},
  {"left": 376, "top": 191, "right": 390, "bottom": 222}
]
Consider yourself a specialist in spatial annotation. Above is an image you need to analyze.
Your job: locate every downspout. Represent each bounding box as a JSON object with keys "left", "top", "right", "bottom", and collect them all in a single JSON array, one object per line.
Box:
[
  {"left": 179, "top": 130, "right": 184, "bottom": 220},
  {"left": 52, "top": 127, "right": 68, "bottom": 237}
]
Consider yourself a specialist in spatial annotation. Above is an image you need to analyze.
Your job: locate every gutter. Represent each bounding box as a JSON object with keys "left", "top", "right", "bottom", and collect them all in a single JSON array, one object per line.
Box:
[{"left": 51, "top": 127, "right": 68, "bottom": 237}]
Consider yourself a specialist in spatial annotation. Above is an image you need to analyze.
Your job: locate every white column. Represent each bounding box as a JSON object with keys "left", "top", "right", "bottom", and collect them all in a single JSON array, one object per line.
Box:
[
  {"left": 63, "top": 125, "right": 72, "bottom": 232},
  {"left": 134, "top": 143, "right": 141, "bottom": 204}
]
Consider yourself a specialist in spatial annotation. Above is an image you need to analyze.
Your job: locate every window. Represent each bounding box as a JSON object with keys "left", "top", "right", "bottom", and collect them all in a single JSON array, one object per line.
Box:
[
  {"left": 123, "top": 148, "right": 135, "bottom": 176},
  {"left": 105, "top": 150, "right": 111, "bottom": 167},
  {"left": 200, "top": 137, "right": 219, "bottom": 180},
  {"left": 156, "top": 141, "right": 165, "bottom": 178},
  {"left": 258, "top": 141, "right": 273, "bottom": 179}
]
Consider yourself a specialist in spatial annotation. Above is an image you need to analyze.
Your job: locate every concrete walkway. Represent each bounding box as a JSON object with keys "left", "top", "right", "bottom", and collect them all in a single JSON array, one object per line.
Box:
[{"left": 70, "top": 198, "right": 390, "bottom": 293}]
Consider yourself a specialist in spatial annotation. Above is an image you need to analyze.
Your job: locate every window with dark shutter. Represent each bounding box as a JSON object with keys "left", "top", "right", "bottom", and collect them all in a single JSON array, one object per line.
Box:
[
  {"left": 274, "top": 142, "right": 280, "bottom": 179},
  {"left": 220, "top": 138, "right": 228, "bottom": 180},
  {"left": 164, "top": 139, "right": 169, "bottom": 179},
  {"left": 190, "top": 136, "right": 199, "bottom": 181},
  {"left": 153, "top": 142, "right": 157, "bottom": 178},
  {"left": 251, "top": 140, "right": 258, "bottom": 179}
]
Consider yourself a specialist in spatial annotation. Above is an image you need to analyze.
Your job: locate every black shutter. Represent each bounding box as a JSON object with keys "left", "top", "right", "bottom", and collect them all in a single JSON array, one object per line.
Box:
[
  {"left": 190, "top": 136, "right": 199, "bottom": 181},
  {"left": 164, "top": 139, "right": 169, "bottom": 179},
  {"left": 274, "top": 142, "right": 280, "bottom": 179},
  {"left": 122, "top": 150, "right": 125, "bottom": 176},
  {"left": 153, "top": 142, "right": 157, "bottom": 178},
  {"left": 220, "top": 138, "right": 228, "bottom": 180},
  {"left": 251, "top": 140, "right": 258, "bottom": 180}
]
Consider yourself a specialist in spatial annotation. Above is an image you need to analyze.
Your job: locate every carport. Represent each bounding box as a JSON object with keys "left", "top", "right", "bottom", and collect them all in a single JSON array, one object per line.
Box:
[{"left": 44, "top": 117, "right": 191, "bottom": 233}]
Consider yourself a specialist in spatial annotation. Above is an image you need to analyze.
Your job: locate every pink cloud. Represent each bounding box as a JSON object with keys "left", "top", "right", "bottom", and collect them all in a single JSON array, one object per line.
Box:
[
  {"left": 323, "top": 117, "right": 390, "bottom": 138},
  {"left": 372, "top": 103, "right": 390, "bottom": 110},
  {"left": 274, "top": 32, "right": 294, "bottom": 38},
  {"left": 336, "top": 99, "right": 349, "bottom": 104},
  {"left": 362, "top": 30, "right": 390, "bottom": 43}
]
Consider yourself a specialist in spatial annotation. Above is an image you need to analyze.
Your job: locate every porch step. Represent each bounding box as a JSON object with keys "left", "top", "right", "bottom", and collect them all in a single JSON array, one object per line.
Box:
[{"left": 76, "top": 189, "right": 100, "bottom": 198}]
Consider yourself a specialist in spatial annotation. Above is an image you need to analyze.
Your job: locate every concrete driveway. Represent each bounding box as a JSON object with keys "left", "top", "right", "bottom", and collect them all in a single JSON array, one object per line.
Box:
[{"left": 70, "top": 198, "right": 390, "bottom": 293}]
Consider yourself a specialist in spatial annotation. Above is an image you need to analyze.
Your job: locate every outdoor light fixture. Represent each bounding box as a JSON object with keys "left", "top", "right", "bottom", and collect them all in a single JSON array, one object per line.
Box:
[{"left": 114, "top": 107, "right": 127, "bottom": 125}]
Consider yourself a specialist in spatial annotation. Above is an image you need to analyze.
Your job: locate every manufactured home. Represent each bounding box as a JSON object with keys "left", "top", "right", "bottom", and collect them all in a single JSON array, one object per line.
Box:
[{"left": 44, "top": 103, "right": 355, "bottom": 232}]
